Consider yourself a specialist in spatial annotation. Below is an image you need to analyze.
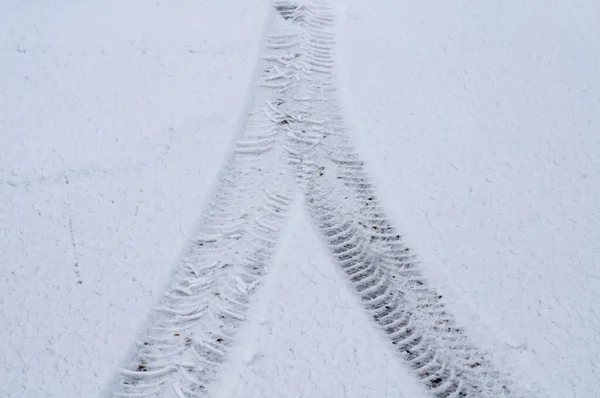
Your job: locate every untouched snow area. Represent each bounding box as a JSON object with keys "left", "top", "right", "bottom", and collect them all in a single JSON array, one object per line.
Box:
[{"left": 1, "top": 1, "right": 599, "bottom": 398}]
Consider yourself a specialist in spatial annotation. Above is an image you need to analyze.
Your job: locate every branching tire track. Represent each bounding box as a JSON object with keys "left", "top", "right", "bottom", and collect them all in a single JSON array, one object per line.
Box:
[{"left": 110, "top": 1, "right": 523, "bottom": 397}]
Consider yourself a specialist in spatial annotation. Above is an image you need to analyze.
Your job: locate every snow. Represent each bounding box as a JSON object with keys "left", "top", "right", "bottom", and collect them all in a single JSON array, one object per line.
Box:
[
  {"left": 211, "top": 203, "right": 427, "bottom": 397},
  {"left": 0, "top": 1, "right": 267, "bottom": 397},
  {"left": 1, "top": 0, "right": 599, "bottom": 397},
  {"left": 340, "top": 0, "right": 600, "bottom": 396}
]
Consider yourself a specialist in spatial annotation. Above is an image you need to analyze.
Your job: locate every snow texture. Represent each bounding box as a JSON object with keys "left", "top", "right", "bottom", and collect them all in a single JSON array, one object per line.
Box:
[
  {"left": 212, "top": 203, "right": 428, "bottom": 397},
  {"left": 1, "top": 1, "right": 267, "bottom": 397},
  {"left": 1, "top": 0, "right": 599, "bottom": 397},
  {"left": 339, "top": 1, "right": 600, "bottom": 397}
]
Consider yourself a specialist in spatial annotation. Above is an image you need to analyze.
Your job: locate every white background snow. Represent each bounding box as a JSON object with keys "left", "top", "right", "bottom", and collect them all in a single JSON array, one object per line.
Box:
[{"left": 1, "top": 0, "right": 599, "bottom": 397}]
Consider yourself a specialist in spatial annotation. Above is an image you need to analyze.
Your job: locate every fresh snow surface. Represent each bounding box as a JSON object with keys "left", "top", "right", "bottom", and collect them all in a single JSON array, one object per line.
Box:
[{"left": 1, "top": 0, "right": 599, "bottom": 398}]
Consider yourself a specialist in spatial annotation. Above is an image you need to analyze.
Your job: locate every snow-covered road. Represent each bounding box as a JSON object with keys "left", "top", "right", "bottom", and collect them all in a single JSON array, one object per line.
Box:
[{"left": 1, "top": 0, "right": 599, "bottom": 397}]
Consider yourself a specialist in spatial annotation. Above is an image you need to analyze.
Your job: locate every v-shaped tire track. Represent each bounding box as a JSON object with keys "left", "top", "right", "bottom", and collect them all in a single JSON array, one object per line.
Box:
[{"left": 109, "top": 2, "right": 519, "bottom": 397}]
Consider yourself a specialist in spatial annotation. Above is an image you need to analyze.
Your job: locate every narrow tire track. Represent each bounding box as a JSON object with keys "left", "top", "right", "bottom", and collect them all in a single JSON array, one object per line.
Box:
[{"left": 108, "top": 9, "right": 302, "bottom": 398}]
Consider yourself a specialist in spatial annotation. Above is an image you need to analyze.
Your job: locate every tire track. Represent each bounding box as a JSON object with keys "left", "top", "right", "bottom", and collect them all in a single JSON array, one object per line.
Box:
[
  {"left": 110, "top": 1, "right": 521, "bottom": 397},
  {"left": 108, "top": 10, "right": 303, "bottom": 398},
  {"left": 276, "top": 1, "right": 518, "bottom": 396}
]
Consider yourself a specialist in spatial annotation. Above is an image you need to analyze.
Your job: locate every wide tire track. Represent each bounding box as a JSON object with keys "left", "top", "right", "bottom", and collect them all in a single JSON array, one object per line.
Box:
[{"left": 277, "top": 1, "right": 518, "bottom": 397}]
